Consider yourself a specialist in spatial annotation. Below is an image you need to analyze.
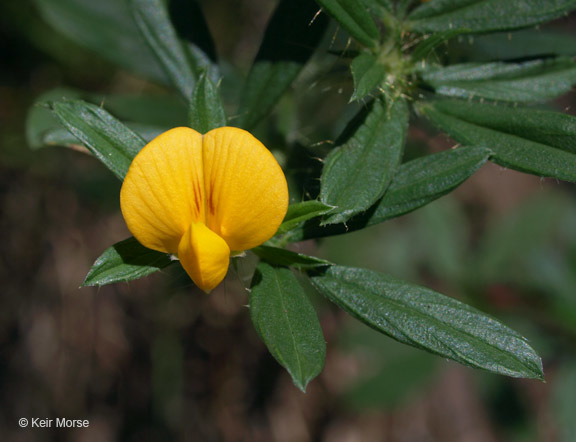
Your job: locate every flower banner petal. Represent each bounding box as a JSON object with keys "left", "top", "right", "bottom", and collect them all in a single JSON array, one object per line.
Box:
[
  {"left": 202, "top": 127, "right": 289, "bottom": 251},
  {"left": 178, "top": 222, "right": 230, "bottom": 293},
  {"left": 120, "top": 127, "right": 205, "bottom": 254}
]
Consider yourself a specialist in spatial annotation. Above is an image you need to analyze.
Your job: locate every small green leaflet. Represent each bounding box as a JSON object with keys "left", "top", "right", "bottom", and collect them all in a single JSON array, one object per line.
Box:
[
  {"left": 250, "top": 263, "right": 326, "bottom": 392},
  {"left": 419, "top": 58, "right": 576, "bottom": 103},
  {"left": 309, "top": 266, "right": 544, "bottom": 379},
  {"left": 315, "top": 0, "right": 380, "bottom": 48},
  {"left": 48, "top": 99, "right": 145, "bottom": 180},
  {"left": 350, "top": 53, "right": 387, "bottom": 101},
  {"left": 83, "top": 237, "right": 174, "bottom": 287},
  {"left": 320, "top": 98, "right": 409, "bottom": 225},
  {"left": 189, "top": 73, "right": 227, "bottom": 133},
  {"left": 285, "top": 146, "right": 490, "bottom": 241},
  {"left": 408, "top": 0, "right": 576, "bottom": 34},
  {"left": 419, "top": 100, "right": 576, "bottom": 182}
]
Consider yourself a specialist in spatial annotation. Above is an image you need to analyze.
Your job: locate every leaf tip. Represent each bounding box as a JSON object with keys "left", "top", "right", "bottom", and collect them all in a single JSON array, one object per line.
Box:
[{"left": 292, "top": 377, "right": 309, "bottom": 393}]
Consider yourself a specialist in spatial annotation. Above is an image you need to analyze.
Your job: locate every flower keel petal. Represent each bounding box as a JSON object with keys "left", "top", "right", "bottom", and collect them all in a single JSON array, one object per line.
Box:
[{"left": 178, "top": 223, "right": 231, "bottom": 293}]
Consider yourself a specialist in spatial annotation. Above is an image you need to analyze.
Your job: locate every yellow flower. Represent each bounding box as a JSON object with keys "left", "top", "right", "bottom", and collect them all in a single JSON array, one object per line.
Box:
[{"left": 120, "top": 126, "right": 289, "bottom": 292}]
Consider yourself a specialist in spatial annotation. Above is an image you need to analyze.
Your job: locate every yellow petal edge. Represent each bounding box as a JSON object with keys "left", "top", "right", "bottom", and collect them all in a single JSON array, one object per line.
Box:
[{"left": 120, "top": 127, "right": 289, "bottom": 292}]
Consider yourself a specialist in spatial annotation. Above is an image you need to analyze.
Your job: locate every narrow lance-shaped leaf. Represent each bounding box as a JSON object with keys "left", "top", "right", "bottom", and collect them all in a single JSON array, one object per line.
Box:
[
  {"left": 284, "top": 145, "right": 490, "bottom": 241},
  {"left": 309, "top": 266, "right": 544, "bottom": 380},
  {"left": 83, "top": 237, "right": 174, "bottom": 287},
  {"left": 253, "top": 246, "right": 332, "bottom": 269},
  {"left": 350, "top": 52, "right": 386, "bottom": 101},
  {"left": 250, "top": 263, "right": 326, "bottom": 392},
  {"left": 189, "top": 73, "right": 227, "bottom": 133},
  {"left": 315, "top": 0, "right": 380, "bottom": 48},
  {"left": 408, "top": 0, "right": 576, "bottom": 34},
  {"left": 130, "top": 0, "right": 198, "bottom": 99},
  {"left": 418, "top": 100, "right": 576, "bottom": 182},
  {"left": 48, "top": 100, "right": 146, "bottom": 179},
  {"left": 237, "top": 0, "right": 328, "bottom": 129},
  {"left": 419, "top": 58, "right": 576, "bottom": 103},
  {"left": 320, "top": 98, "right": 409, "bottom": 225}
]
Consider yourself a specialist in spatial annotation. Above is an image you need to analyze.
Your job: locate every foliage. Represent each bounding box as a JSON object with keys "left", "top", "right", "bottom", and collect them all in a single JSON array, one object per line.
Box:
[{"left": 27, "top": 0, "right": 576, "bottom": 391}]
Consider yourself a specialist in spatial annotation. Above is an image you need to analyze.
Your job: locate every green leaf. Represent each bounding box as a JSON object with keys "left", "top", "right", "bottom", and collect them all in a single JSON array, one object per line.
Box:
[
  {"left": 286, "top": 145, "right": 490, "bottom": 241},
  {"left": 250, "top": 263, "right": 326, "bottom": 391},
  {"left": 130, "top": 0, "right": 198, "bottom": 99},
  {"left": 236, "top": 0, "right": 328, "bottom": 129},
  {"left": 408, "top": 0, "right": 576, "bottom": 34},
  {"left": 48, "top": 99, "right": 145, "bottom": 179},
  {"left": 28, "top": 89, "right": 188, "bottom": 150},
  {"left": 309, "top": 266, "right": 544, "bottom": 380},
  {"left": 316, "top": 0, "right": 380, "bottom": 47},
  {"left": 40, "top": 122, "right": 166, "bottom": 148},
  {"left": 33, "top": 0, "right": 169, "bottom": 84},
  {"left": 432, "top": 99, "right": 576, "bottom": 153},
  {"left": 253, "top": 246, "right": 332, "bottom": 269},
  {"left": 320, "top": 98, "right": 409, "bottom": 224},
  {"left": 83, "top": 237, "right": 173, "bottom": 286},
  {"left": 350, "top": 53, "right": 387, "bottom": 101},
  {"left": 419, "top": 99, "right": 576, "bottom": 182},
  {"left": 277, "top": 200, "right": 335, "bottom": 235},
  {"left": 419, "top": 58, "right": 576, "bottom": 103},
  {"left": 189, "top": 73, "right": 227, "bottom": 133}
]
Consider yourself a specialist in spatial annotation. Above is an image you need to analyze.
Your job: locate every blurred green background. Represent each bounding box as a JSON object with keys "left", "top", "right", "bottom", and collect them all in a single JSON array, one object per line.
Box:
[{"left": 2, "top": 0, "right": 576, "bottom": 441}]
